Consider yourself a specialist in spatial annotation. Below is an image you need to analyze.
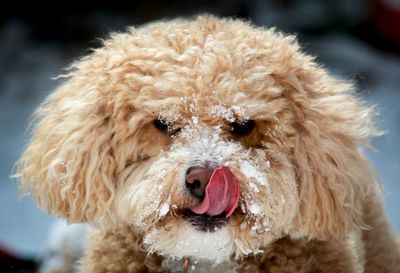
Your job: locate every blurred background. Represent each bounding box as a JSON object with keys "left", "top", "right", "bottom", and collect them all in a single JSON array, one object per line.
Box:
[{"left": 1, "top": 1, "right": 399, "bottom": 272}]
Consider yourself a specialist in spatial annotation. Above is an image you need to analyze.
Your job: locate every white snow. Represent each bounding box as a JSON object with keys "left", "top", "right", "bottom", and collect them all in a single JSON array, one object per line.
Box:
[
  {"left": 210, "top": 105, "right": 235, "bottom": 122},
  {"left": 248, "top": 182, "right": 260, "bottom": 193},
  {"left": 248, "top": 203, "right": 263, "bottom": 215},
  {"left": 209, "top": 104, "right": 249, "bottom": 123},
  {"left": 168, "top": 126, "right": 246, "bottom": 168},
  {"left": 239, "top": 161, "right": 269, "bottom": 186},
  {"left": 192, "top": 116, "right": 199, "bottom": 125},
  {"left": 143, "top": 233, "right": 154, "bottom": 245},
  {"left": 159, "top": 202, "right": 170, "bottom": 218}
]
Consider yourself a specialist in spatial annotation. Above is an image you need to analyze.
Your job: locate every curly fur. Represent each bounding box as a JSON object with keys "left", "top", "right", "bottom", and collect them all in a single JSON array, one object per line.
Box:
[{"left": 15, "top": 15, "right": 400, "bottom": 272}]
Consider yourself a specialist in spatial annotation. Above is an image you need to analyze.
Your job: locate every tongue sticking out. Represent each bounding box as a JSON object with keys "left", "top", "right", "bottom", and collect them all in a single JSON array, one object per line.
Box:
[{"left": 191, "top": 166, "right": 240, "bottom": 217}]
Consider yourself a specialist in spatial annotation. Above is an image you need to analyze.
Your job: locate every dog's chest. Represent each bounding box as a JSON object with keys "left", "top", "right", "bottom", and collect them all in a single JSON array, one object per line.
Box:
[{"left": 161, "top": 256, "right": 236, "bottom": 273}]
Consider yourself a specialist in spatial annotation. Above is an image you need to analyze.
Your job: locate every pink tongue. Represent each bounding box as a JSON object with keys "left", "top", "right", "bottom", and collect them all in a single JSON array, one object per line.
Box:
[{"left": 191, "top": 166, "right": 240, "bottom": 217}]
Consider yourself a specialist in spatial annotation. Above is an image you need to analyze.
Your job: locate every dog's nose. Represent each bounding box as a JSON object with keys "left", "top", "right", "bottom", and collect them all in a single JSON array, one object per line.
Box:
[{"left": 185, "top": 167, "right": 215, "bottom": 199}]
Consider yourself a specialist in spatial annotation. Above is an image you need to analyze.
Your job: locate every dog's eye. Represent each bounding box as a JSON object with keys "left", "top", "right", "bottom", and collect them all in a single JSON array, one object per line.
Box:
[
  {"left": 230, "top": 120, "right": 256, "bottom": 136},
  {"left": 153, "top": 118, "right": 170, "bottom": 132},
  {"left": 153, "top": 118, "right": 180, "bottom": 134}
]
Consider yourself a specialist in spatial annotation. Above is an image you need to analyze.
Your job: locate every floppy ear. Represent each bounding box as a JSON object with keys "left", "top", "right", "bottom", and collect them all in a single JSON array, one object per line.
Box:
[
  {"left": 284, "top": 69, "right": 381, "bottom": 240},
  {"left": 15, "top": 71, "right": 116, "bottom": 225}
]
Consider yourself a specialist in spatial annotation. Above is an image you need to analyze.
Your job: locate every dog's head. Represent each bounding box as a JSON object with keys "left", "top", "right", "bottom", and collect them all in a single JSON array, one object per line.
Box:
[{"left": 16, "top": 16, "right": 380, "bottom": 262}]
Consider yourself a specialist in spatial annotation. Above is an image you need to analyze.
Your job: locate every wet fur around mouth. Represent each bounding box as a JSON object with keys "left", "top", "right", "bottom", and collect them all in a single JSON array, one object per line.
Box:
[{"left": 183, "top": 209, "right": 228, "bottom": 232}]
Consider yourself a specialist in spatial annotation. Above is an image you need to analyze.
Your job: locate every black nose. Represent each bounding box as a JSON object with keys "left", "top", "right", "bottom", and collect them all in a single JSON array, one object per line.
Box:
[{"left": 185, "top": 167, "right": 214, "bottom": 199}]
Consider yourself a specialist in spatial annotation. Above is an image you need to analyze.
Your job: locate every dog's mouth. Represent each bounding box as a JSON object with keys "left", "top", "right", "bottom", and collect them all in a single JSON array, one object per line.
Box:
[
  {"left": 183, "top": 209, "right": 228, "bottom": 232},
  {"left": 180, "top": 166, "right": 240, "bottom": 232}
]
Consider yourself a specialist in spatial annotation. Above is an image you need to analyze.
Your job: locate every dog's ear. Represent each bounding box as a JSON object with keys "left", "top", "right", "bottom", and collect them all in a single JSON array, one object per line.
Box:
[
  {"left": 15, "top": 71, "right": 117, "bottom": 225},
  {"left": 283, "top": 68, "right": 381, "bottom": 240}
]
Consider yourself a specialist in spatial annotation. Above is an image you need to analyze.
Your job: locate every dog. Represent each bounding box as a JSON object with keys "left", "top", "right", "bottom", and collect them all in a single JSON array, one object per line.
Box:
[{"left": 15, "top": 15, "right": 400, "bottom": 273}]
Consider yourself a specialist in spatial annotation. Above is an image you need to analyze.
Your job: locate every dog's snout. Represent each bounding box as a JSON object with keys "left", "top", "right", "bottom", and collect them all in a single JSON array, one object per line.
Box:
[{"left": 185, "top": 167, "right": 214, "bottom": 199}]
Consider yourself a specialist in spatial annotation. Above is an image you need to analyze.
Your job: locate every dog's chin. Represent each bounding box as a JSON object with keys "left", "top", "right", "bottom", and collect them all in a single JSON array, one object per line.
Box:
[{"left": 144, "top": 217, "right": 235, "bottom": 263}]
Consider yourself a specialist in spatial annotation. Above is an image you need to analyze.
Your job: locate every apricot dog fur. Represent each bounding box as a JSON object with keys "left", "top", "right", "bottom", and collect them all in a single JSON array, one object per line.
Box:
[{"left": 16, "top": 16, "right": 400, "bottom": 273}]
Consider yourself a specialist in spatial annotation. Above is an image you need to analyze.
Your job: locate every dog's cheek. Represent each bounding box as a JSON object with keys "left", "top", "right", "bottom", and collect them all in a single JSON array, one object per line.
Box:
[
  {"left": 257, "top": 159, "right": 299, "bottom": 235},
  {"left": 114, "top": 164, "right": 162, "bottom": 228},
  {"left": 112, "top": 122, "right": 172, "bottom": 173},
  {"left": 288, "top": 122, "right": 377, "bottom": 240},
  {"left": 114, "top": 156, "right": 189, "bottom": 229},
  {"left": 232, "top": 151, "right": 298, "bottom": 244}
]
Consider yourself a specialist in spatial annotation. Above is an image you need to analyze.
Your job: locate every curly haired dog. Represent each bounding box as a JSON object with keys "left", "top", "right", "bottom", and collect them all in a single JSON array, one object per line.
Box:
[{"left": 16, "top": 16, "right": 400, "bottom": 273}]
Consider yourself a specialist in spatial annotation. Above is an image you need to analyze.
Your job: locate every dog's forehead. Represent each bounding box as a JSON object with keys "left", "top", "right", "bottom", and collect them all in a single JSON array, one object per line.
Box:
[
  {"left": 122, "top": 22, "right": 293, "bottom": 122},
  {"left": 137, "top": 90, "right": 258, "bottom": 124},
  {"left": 133, "top": 79, "right": 283, "bottom": 124},
  {"left": 130, "top": 56, "right": 280, "bottom": 121},
  {"left": 157, "top": 93, "right": 251, "bottom": 123}
]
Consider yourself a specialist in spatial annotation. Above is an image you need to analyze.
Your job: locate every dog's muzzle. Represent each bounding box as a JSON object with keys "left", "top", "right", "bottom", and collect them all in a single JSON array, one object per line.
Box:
[
  {"left": 183, "top": 166, "right": 240, "bottom": 232},
  {"left": 190, "top": 166, "right": 240, "bottom": 217}
]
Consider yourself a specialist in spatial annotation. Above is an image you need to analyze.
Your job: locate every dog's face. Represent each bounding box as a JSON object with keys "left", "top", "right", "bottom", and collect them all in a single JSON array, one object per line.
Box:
[
  {"left": 115, "top": 85, "right": 299, "bottom": 261},
  {"left": 17, "top": 16, "right": 379, "bottom": 262}
]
